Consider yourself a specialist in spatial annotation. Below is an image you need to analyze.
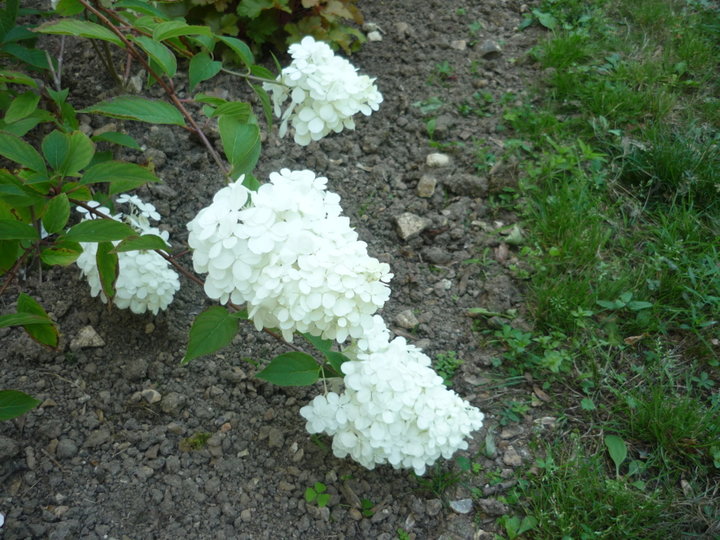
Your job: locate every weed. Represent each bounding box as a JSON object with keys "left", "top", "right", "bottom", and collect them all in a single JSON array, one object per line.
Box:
[
  {"left": 434, "top": 351, "right": 463, "bottom": 387},
  {"left": 413, "top": 463, "right": 461, "bottom": 499},
  {"left": 180, "top": 431, "right": 211, "bottom": 451},
  {"left": 304, "top": 482, "right": 330, "bottom": 508}
]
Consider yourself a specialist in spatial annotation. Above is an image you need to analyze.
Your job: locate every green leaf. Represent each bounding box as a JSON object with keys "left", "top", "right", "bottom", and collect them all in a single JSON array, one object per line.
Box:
[
  {"left": 153, "top": 21, "right": 213, "bottom": 41},
  {"left": 236, "top": 0, "right": 276, "bottom": 18},
  {"left": 40, "top": 240, "right": 82, "bottom": 266},
  {"left": 532, "top": 9, "right": 557, "bottom": 30},
  {"left": 0, "top": 219, "right": 38, "bottom": 240},
  {"left": 2, "top": 43, "right": 51, "bottom": 70},
  {"left": 604, "top": 434, "right": 628, "bottom": 476},
  {"left": 304, "top": 487, "right": 317, "bottom": 503},
  {"left": 241, "top": 172, "right": 261, "bottom": 191},
  {"left": 113, "top": 234, "right": 169, "bottom": 252},
  {"left": 0, "top": 239, "right": 20, "bottom": 271},
  {"left": 80, "top": 160, "right": 159, "bottom": 193},
  {"left": 0, "top": 0, "right": 18, "bottom": 43},
  {"left": 0, "top": 312, "right": 54, "bottom": 327},
  {"left": 4, "top": 92, "right": 40, "bottom": 124},
  {"left": 0, "top": 390, "right": 40, "bottom": 421},
  {"left": 35, "top": 19, "right": 125, "bottom": 48},
  {"left": 64, "top": 219, "right": 135, "bottom": 242},
  {"left": 302, "top": 332, "right": 333, "bottom": 352},
  {"left": 42, "top": 193, "right": 70, "bottom": 234},
  {"left": 210, "top": 101, "right": 252, "bottom": 122},
  {"left": 41, "top": 130, "right": 68, "bottom": 171},
  {"left": 54, "top": 0, "right": 85, "bottom": 16},
  {"left": 250, "top": 64, "right": 276, "bottom": 81},
  {"left": 81, "top": 96, "right": 185, "bottom": 126},
  {"left": 580, "top": 397, "right": 596, "bottom": 411},
  {"left": 256, "top": 352, "right": 320, "bottom": 386},
  {"left": 0, "top": 172, "right": 45, "bottom": 206},
  {"left": 517, "top": 516, "right": 538, "bottom": 535},
  {"left": 91, "top": 131, "right": 141, "bottom": 150},
  {"left": 217, "top": 36, "right": 254, "bottom": 68},
  {"left": 218, "top": 116, "right": 261, "bottom": 176},
  {"left": 250, "top": 83, "right": 273, "bottom": 127},
  {"left": 0, "top": 69, "right": 38, "bottom": 87},
  {"left": 0, "top": 131, "right": 46, "bottom": 172},
  {"left": 627, "top": 300, "right": 653, "bottom": 311},
  {"left": 96, "top": 241, "right": 118, "bottom": 300},
  {"left": 114, "top": 0, "right": 168, "bottom": 18},
  {"left": 183, "top": 306, "right": 240, "bottom": 364},
  {"left": 596, "top": 299, "right": 618, "bottom": 310},
  {"left": 17, "top": 293, "right": 59, "bottom": 348},
  {"left": 189, "top": 51, "right": 222, "bottom": 91},
  {"left": 132, "top": 35, "right": 177, "bottom": 78},
  {"left": 324, "top": 351, "right": 349, "bottom": 374},
  {"left": 42, "top": 131, "right": 94, "bottom": 176}
]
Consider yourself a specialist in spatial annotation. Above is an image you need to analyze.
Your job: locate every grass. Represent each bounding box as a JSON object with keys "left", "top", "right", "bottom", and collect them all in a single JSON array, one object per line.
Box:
[{"left": 453, "top": 0, "right": 720, "bottom": 536}]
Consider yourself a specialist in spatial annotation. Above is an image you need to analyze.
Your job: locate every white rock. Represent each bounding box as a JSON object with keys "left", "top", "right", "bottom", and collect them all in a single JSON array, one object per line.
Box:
[
  {"left": 70, "top": 326, "right": 105, "bottom": 351},
  {"left": 395, "top": 212, "right": 431, "bottom": 240},
  {"left": 141, "top": 388, "right": 162, "bottom": 404},
  {"left": 426, "top": 153, "right": 451, "bottom": 167},
  {"left": 396, "top": 309, "right": 420, "bottom": 329},
  {"left": 450, "top": 40, "right": 467, "bottom": 51},
  {"left": 417, "top": 175, "right": 437, "bottom": 197},
  {"left": 367, "top": 31, "right": 383, "bottom": 42},
  {"left": 449, "top": 498, "right": 473, "bottom": 514}
]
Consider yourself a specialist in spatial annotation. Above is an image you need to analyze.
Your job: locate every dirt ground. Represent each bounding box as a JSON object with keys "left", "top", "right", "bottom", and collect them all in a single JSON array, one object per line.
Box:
[{"left": 0, "top": 1, "right": 556, "bottom": 538}]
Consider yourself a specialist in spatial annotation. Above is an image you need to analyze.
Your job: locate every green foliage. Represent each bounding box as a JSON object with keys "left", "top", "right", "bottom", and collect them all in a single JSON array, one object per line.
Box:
[
  {"left": 256, "top": 352, "right": 320, "bottom": 386},
  {"left": 0, "top": 389, "right": 41, "bottom": 421},
  {"left": 433, "top": 351, "right": 463, "bottom": 387},
  {"left": 180, "top": 431, "right": 212, "bottom": 451},
  {"left": 304, "top": 482, "right": 330, "bottom": 507},
  {"left": 172, "top": 0, "right": 365, "bottom": 54},
  {"left": 183, "top": 306, "right": 246, "bottom": 364}
]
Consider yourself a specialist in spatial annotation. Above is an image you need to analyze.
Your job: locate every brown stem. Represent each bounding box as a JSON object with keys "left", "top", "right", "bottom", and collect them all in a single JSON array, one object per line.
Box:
[{"left": 78, "top": 0, "right": 229, "bottom": 175}]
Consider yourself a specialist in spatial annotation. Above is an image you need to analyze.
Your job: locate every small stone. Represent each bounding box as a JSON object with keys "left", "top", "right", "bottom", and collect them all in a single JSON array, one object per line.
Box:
[
  {"left": 125, "top": 358, "right": 148, "bottom": 381},
  {"left": 141, "top": 389, "right": 162, "bottom": 404},
  {"left": 267, "top": 428, "right": 284, "bottom": 448},
  {"left": 426, "top": 499, "right": 443, "bottom": 516},
  {"left": 423, "top": 246, "right": 452, "bottom": 265},
  {"left": 445, "top": 174, "right": 488, "bottom": 197},
  {"left": 449, "top": 499, "right": 473, "bottom": 514},
  {"left": 367, "top": 31, "right": 382, "bottom": 42},
  {"left": 0, "top": 435, "right": 19, "bottom": 460},
  {"left": 450, "top": 40, "right": 467, "bottom": 51},
  {"left": 83, "top": 429, "right": 110, "bottom": 448},
  {"left": 499, "top": 425, "right": 523, "bottom": 440},
  {"left": 426, "top": 153, "right": 451, "bottom": 167},
  {"left": 417, "top": 175, "right": 437, "bottom": 197},
  {"left": 395, "top": 309, "right": 419, "bottom": 329},
  {"left": 395, "top": 22, "right": 412, "bottom": 38},
  {"left": 476, "top": 498, "right": 509, "bottom": 516},
  {"left": 395, "top": 212, "right": 431, "bottom": 240},
  {"left": 70, "top": 326, "right": 105, "bottom": 351},
  {"left": 349, "top": 508, "right": 363, "bottom": 521},
  {"left": 56, "top": 439, "right": 78, "bottom": 459},
  {"left": 144, "top": 323, "right": 155, "bottom": 334},
  {"left": 161, "top": 392, "right": 186, "bottom": 414},
  {"left": 502, "top": 445, "right": 523, "bottom": 467},
  {"left": 479, "top": 39, "right": 502, "bottom": 58},
  {"left": 240, "top": 509, "right": 252, "bottom": 522}
]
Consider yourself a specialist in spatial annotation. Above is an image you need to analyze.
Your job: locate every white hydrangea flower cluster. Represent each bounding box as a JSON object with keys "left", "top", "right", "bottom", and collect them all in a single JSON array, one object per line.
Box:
[
  {"left": 75, "top": 197, "right": 180, "bottom": 315},
  {"left": 300, "top": 317, "right": 485, "bottom": 475},
  {"left": 187, "top": 169, "right": 392, "bottom": 342},
  {"left": 263, "top": 36, "right": 383, "bottom": 145}
]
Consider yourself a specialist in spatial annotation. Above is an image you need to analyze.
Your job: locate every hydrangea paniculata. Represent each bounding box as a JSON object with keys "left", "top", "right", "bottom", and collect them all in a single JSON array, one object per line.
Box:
[
  {"left": 263, "top": 36, "right": 383, "bottom": 145},
  {"left": 75, "top": 197, "right": 180, "bottom": 315},
  {"left": 186, "top": 169, "right": 392, "bottom": 342},
  {"left": 300, "top": 316, "right": 485, "bottom": 475}
]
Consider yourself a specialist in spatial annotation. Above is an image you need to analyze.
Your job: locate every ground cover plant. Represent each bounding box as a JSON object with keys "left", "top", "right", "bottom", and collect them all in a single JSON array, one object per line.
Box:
[{"left": 477, "top": 0, "right": 720, "bottom": 536}]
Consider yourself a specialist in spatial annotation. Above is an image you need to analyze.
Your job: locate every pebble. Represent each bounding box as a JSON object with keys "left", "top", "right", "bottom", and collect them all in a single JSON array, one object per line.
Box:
[
  {"left": 426, "top": 153, "right": 451, "bottom": 167},
  {"left": 426, "top": 499, "right": 443, "bottom": 516},
  {"left": 267, "top": 428, "right": 285, "bottom": 448},
  {"left": 416, "top": 175, "right": 437, "bottom": 197},
  {"left": 160, "top": 392, "right": 187, "bottom": 414},
  {"left": 450, "top": 40, "right": 467, "bottom": 51},
  {"left": 367, "top": 31, "right": 382, "bottom": 42},
  {"left": 423, "top": 246, "right": 452, "bottom": 265},
  {"left": 0, "top": 435, "right": 19, "bottom": 459},
  {"left": 56, "top": 438, "right": 78, "bottom": 459},
  {"left": 83, "top": 429, "right": 111, "bottom": 448},
  {"left": 499, "top": 425, "right": 523, "bottom": 439},
  {"left": 69, "top": 326, "right": 105, "bottom": 351},
  {"left": 449, "top": 499, "right": 473, "bottom": 514},
  {"left": 395, "top": 212, "right": 431, "bottom": 240},
  {"left": 502, "top": 445, "right": 523, "bottom": 467},
  {"left": 142, "top": 388, "right": 162, "bottom": 404},
  {"left": 444, "top": 174, "right": 488, "bottom": 197},
  {"left": 476, "top": 497, "right": 509, "bottom": 516},
  {"left": 125, "top": 358, "right": 148, "bottom": 381},
  {"left": 479, "top": 39, "right": 502, "bottom": 58},
  {"left": 395, "top": 309, "right": 419, "bottom": 329}
]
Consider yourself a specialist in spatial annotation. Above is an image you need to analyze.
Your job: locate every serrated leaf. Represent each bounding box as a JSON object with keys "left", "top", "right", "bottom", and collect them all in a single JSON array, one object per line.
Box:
[
  {"left": 0, "top": 390, "right": 41, "bottom": 421},
  {"left": 64, "top": 219, "right": 135, "bottom": 242},
  {"left": 91, "top": 131, "right": 141, "bottom": 150},
  {"left": 54, "top": 0, "right": 84, "bottom": 16},
  {"left": 35, "top": 19, "right": 125, "bottom": 48},
  {"left": 153, "top": 21, "right": 213, "bottom": 41},
  {"left": 0, "top": 219, "right": 38, "bottom": 240},
  {"left": 113, "top": 234, "right": 169, "bottom": 252},
  {"left": 80, "top": 160, "right": 159, "bottom": 193},
  {"left": 96, "top": 241, "right": 118, "bottom": 300},
  {"left": 219, "top": 116, "right": 260, "bottom": 176},
  {"left": 4, "top": 92, "right": 40, "bottom": 124},
  {"left": 40, "top": 240, "right": 82, "bottom": 266},
  {"left": 0, "top": 131, "right": 46, "bottom": 172},
  {"left": 0, "top": 172, "right": 45, "bottom": 206},
  {"left": 256, "top": 352, "right": 320, "bottom": 386},
  {"left": 302, "top": 332, "right": 333, "bottom": 352},
  {"left": 17, "top": 292, "right": 58, "bottom": 348},
  {"left": 2, "top": 43, "right": 51, "bottom": 70},
  {"left": 42, "top": 193, "right": 70, "bottom": 234},
  {"left": 58, "top": 131, "right": 95, "bottom": 176},
  {"left": 114, "top": 0, "right": 168, "bottom": 17},
  {"left": 236, "top": 0, "right": 274, "bottom": 18},
  {"left": 580, "top": 397, "right": 596, "bottom": 411},
  {"left": 217, "top": 36, "right": 254, "bottom": 68},
  {"left": 132, "top": 35, "right": 177, "bottom": 78},
  {"left": 183, "top": 306, "right": 239, "bottom": 364},
  {"left": 250, "top": 83, "right": 273, "bottom": 127},
  {"left": 41, "top": 130, "right": 68, "bottom": 171},
  {"left": 0, "top": 0, "right": 19, "bottom": 43},
  {"left": 188, "top": 51, "right": 222, "bottom": 91},
  {"left": 250, "top": 64, "right": 276, "bottom": 81},
  {"left": 81, "top": 96, "right": 185, "bottom": 126},
  {"left": 604, "top": 434, "right": 628, "bottom": 475}
]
